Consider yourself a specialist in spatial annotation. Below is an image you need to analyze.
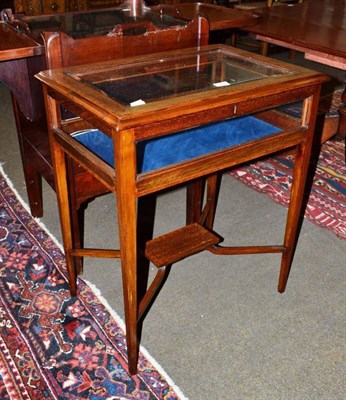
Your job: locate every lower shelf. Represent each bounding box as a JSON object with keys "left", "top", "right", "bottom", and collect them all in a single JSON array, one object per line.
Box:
[{"left": 145, "top": 223, "right": 221, "bottom": 268}]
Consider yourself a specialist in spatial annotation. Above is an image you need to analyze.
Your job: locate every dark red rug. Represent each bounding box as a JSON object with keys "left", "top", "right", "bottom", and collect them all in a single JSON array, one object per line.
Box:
[
  {"left": 229, "top": 140, "right": 346, "bottom": 240},
  {"left": 0, "top": 166, "right": 186, "bottom": 399}
]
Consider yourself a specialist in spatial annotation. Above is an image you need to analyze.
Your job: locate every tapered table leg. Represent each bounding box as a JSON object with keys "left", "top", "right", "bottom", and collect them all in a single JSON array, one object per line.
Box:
[
  {"left": 46, "top": 94, "right": 78, "bottom": 295},
  {"left": 186, "top": 179, "right": 204, "bottom": 224},
  {"left": 114, "top": 129, "right": 139, "bottom": 375},
  {"left": 51, "top": 139, "right": 78, "bottom": 295},
  {"left": 278, "top": 90, "right": 321, "bottom": 293}
]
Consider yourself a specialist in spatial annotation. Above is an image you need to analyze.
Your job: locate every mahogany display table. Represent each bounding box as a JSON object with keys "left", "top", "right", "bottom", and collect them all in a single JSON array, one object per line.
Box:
[{"left": 37, "top": 43, "right": 327, "bottom": 374}]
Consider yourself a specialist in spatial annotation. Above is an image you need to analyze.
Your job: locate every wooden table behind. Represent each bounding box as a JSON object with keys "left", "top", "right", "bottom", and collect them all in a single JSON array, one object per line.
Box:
[{"left": 243, "top": 0, "right": 345, "bottom": 69}]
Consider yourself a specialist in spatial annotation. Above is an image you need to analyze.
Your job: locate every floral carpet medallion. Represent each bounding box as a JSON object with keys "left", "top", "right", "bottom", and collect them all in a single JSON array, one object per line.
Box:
[{"left": 0, "top": 167, "right": 186, "bottom": 400}]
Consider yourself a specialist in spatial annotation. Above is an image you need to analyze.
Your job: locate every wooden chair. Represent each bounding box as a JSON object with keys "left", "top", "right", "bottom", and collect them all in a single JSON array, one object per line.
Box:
[
  {"left": 41, "top": 16, "right": 209, "bottom": 275},
  {"left": 12, "top": 14, "right": 209, "bottom": 220}
]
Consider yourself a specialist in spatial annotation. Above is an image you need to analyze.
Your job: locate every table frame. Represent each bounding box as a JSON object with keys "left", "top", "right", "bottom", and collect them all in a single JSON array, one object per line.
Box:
[{"left": 37, "top": 44, "right": 327, "bottom": 374}]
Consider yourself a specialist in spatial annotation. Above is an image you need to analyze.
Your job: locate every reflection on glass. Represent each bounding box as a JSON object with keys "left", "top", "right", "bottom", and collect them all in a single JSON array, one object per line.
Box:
[{"left": 73, "top": 48, "right": 292, "bottom": 106}]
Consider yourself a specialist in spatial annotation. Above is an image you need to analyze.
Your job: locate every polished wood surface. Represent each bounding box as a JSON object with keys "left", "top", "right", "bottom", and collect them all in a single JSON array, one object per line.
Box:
[
  {"left": 0, "top": 20, "right": 44, "bottom": 120},
  {"left": 37, "top": 44, "right": 327, "bottom": 374},
  {"left": 243, "top": 0, "right": 346, "bottom": 68},
  {"left": 0, "top": 21, "right": 41, "bottom": 61},
  {"left": 154, "top": 2, "right": 258, "bottom": 30},
  {"left": 242, "top": 0, "right": 346, "bottom": 138}
]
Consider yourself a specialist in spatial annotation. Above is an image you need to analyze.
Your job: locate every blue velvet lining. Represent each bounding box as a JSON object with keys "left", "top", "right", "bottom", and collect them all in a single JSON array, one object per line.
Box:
[{"left": 72, "top": 116, "right": 282, "bottom": 173}]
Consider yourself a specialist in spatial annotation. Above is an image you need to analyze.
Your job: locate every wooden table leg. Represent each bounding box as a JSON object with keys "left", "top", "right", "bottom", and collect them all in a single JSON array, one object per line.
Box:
[
  {"left": 278, "top": 143, "right": 307, "bottom": 293},
  {"left": 186, "top": 179, "right": 204, "bottom": 224},
  {"left": 46, "top": 93, "right": 79, "bottom": 296},
  {"left": 278, "top": 90, "right": 320, "bottom": 293},
  {"left": 51, "top": 139, "right": 79, "bottom": 295},
  {"left": 204, "top": 174, "right": 221, "bottom": 229},
  {"left": 114, "top": 129, "right": 139, "bottom": 375}
]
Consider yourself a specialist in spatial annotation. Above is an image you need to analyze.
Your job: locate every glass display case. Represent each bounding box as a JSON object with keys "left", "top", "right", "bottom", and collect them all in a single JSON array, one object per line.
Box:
[
  {"left": 36, "top": 44, "right": 328, "bottom": 375},
  {"left": 75, "top": 47, "right": 291, "bottom": 106}
]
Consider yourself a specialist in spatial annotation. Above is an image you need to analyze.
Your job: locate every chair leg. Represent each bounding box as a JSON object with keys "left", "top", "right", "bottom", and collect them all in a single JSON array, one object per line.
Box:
[
  {"left": 260, "top": 41, "right": 269, "bottom": 56},
  {"left": 230, "top": 32, "right": 237, "bottom": 47},
  {"left": 12, "top": 97, "right": 44, "bottom": 218},
  {"left": 21, "top": 159, "right": 44, "bottom": 218}
]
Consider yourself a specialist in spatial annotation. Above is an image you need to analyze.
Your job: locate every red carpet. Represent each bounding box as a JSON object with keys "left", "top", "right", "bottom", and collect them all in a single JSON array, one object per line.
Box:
[
  {"left": 0, "top": 165, "right": 186, "bottom": 400},
  {"left": 230, "top": 140, "right": 345, "bottom": 240}
]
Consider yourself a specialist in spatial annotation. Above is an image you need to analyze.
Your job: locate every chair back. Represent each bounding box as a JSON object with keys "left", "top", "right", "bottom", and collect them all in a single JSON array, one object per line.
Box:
[{"left": 42, "top": 15, "right": 209, "bottom": 69}]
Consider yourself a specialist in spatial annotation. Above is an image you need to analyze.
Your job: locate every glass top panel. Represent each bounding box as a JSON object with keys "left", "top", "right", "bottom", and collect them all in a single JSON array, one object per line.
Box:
[
  {"left": 20, "top": 9, "right": 186, "bottom": 39},
  {"left": 72, "top": 48, "right": 292, "bottom": 106}
]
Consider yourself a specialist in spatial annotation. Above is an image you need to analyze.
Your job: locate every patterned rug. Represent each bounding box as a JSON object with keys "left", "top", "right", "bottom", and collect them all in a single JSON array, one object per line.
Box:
[
  {"left": 0, "top": 165, "right": 187, "bottom": 400},
  {"left": 230, "top": 139, "right": 346, "bottom": 240}
]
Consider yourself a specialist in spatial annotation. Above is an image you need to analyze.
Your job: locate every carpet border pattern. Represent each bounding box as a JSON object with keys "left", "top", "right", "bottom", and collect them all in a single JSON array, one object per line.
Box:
[
  {"left": 230, "top": 140, "right": 345, "bottom": 240},
  {"left": 0, "top": 164, "right": 187, "bottom": 400}
]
